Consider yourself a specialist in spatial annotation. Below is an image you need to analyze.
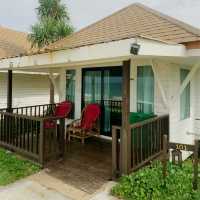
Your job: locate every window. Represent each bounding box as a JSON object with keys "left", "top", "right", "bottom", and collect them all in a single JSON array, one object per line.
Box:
[
  {"left": 180, "top": 69, "right": 190, "bottom": 120},
  {"left": 66, "top": 70, "right": 76, "bottom": 102},
  {"left": 137, "top": 66, "right": 154, "bottom": 113}
]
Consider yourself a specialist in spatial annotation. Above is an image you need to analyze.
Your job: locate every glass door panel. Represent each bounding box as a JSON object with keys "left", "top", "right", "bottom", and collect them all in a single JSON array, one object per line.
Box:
[
  {"left": 103, "top": 69, "right": 122, "bottom": 133},
  {"left": 82, "top": 67, "right": 122, "bottom": 136}
]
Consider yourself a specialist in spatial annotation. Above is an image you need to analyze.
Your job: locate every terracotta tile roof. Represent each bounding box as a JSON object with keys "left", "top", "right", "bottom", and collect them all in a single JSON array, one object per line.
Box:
[
  {"left": 0, "top": 26, "right": 31, "bottom": 59},
  {"left": 48, "top": 3, "right": 200, "bottom": 50}
]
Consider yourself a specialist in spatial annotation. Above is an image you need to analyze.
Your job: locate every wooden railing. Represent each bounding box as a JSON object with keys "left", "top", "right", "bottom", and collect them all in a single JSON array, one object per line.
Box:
[
  {"left": 12, "top": 104, "right": 57, "bottom": 117},
  {"left": 0, "top": 104, "right": 67, "bottom": 166},
  {"left": 112, "top": 114, "right": 169, "bottom": 177},
  {"left": 129, "top": 115, "right": 169, "bottom": 172},
  {"left": 0, "top": 111, "right": 43, "bottom": 162}
]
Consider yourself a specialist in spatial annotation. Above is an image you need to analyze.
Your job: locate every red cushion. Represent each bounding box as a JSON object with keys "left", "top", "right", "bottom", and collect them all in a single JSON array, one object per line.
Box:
[
  {"left": 44, "top": 120, "right": 56, "bottom": 129},
  {"left": 55, "top": 101, "right": 72, "bottom": 118},
  {"left": 44, "top": 101, "right": 72, "bottom": 129},
  {"left": 81, "top": 104, "right": 101, "bottom": 130}
]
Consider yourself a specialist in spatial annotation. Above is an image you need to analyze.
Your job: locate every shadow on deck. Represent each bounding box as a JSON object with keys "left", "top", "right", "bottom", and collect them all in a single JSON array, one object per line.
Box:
[{"left": 45, "top": 137, "right": 112, "bottom": 194}]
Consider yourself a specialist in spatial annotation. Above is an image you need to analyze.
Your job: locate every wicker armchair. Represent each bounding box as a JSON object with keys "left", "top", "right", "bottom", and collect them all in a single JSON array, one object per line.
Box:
[{"left": 67, "top": 104, "right": 101, "bottom": 144}]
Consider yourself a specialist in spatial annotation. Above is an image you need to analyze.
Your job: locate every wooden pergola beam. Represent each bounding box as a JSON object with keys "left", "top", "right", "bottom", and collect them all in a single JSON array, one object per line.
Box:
[
  {"left": 7, "top": 70, "right": 13, "bottom": 112},
  {"left": 121, "top": 60, "right": 131, "bottom": 175}
]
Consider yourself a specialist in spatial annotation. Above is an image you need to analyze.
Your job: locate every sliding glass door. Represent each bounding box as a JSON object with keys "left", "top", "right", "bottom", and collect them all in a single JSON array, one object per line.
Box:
[{"left": 82, "top": 67, "right": 122, "bottom": 136}]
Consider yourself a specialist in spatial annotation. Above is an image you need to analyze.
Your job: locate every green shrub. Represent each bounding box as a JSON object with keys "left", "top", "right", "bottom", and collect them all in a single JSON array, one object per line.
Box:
[{"left": 112, "top": 161, "right": 200, "bottom": 200}]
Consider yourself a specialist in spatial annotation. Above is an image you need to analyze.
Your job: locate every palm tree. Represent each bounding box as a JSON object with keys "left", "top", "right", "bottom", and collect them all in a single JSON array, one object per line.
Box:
[{"left": 28, "top": 0, "right": 73, "bottom": 49}]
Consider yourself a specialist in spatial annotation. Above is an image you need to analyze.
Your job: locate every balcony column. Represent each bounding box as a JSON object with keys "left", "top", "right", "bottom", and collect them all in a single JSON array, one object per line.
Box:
[
  {"left": 121, "top": 60, "right": 131, "bottom": 175},
  {"left": 7, "top": 70, "right": 13, "bottom": 112}
]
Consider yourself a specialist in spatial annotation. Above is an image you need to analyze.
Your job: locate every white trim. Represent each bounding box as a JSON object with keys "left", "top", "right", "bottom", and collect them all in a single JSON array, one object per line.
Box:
[
  {"left": 49, "top": 72, "right": 60, "bottom": 95},
  {"left": 151, "top": 60, "right": 169, "bottom": 109},
  {"left": 0, "top": 37, "right": 186, "bottom": 71},
  {"left": 172, "top": 62, "right": 200, "bottom": 104}
]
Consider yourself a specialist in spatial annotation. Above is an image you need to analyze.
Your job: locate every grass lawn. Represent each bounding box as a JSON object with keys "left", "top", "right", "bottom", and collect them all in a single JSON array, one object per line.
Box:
[
  {"left": 0, "top": 148, "right": 40, "bottom": 186},
  {"left": 112, "top": 160, "right": 200, "bottom": 200}
]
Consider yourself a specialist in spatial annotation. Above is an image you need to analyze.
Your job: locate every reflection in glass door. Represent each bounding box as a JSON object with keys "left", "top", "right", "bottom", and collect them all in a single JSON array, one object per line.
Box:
[{"left": 82, "top": 67, "right": 122, "bottom": 136}]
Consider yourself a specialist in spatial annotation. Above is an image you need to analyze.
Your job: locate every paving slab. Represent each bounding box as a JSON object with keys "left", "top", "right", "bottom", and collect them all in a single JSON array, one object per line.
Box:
[
  {"left": 0, "top": 180, "right": 71, "bottom": 200},
  {"left": 29, "top": 170, "right": 91, "bottom": 200},
  {"left": 0, "top": 170, "right": 118, "bottom": 200},
  {"left": 89, "top": 181, "right": 119, "bottom": 200}
]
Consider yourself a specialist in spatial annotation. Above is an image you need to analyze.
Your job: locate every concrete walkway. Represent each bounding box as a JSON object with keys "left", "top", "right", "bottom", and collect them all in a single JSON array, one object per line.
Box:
[
  {"left": 90, "top": 182, "right": 119, "bottom": 200},
  {"left": 0, "top": 170, "right": 118, "bottom": 200},
  {"left": 0, "top": 180, "right": 70, "bottom": 200}
]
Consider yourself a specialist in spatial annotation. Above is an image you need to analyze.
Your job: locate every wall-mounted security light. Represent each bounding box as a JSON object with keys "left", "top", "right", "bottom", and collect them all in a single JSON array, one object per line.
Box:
[{"left": 130, "top": 43, "right": 140, "bottom": 55}]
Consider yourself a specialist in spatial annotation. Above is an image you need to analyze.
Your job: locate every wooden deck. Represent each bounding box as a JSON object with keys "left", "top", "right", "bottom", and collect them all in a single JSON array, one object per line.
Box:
[{"left": 45, "top": 137, "right": 112, "bottom": 194}]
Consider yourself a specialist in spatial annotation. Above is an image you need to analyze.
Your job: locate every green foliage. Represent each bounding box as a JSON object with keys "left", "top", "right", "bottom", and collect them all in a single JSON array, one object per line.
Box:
[
  {"left": 112, "top": 161, "right": 200, "bottom": 200},
  {"left": 37, "top": 0, "right": 68, "bottom": 21},
  {"left": 0, "top": 148, "right": 40, "bottom": 186},
  {"left": 28, "top": 0, "right": 74, "bottom": 49}
]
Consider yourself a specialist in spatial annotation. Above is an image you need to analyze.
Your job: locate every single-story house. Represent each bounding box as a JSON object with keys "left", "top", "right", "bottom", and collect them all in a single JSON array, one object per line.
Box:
[
  {"left": 0, "top": 26, "right": 58, "bottom": 108},
  {"left": 0, "top": 3, "right": 199, "bottom": 176}
]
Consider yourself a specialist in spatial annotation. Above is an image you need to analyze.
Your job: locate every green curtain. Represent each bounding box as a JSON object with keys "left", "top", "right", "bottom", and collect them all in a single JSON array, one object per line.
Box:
[
  {"left": 180, "top": 69, "right": 190, "bottom": 120},
  {"left": 104, "top": 70, "right": 111, "bottom": 132},
  {"left": 84, "top": 71, "right": 101, "bottom": 104},
  {"left": 137, "top": 66, "right": 154, "bottom": 113},
  {"left": 66, "top": 70, "right": 76, "bottom": 102}
]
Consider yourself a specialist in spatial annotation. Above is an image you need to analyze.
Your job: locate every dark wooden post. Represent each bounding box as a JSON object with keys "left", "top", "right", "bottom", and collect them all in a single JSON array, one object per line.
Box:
[
  {"left": 162, "top": 134, "right": 168, "bottom": 178},
  {"left": 7, "top": 70, "right": 13, "bottom": 112},
  {"left": 193, "top": 139, "right": 199, "bottom": 190},
  {"left": 112, "top": 126, "right": 118, "bottom": 179},
  {"left": 121, "top": 60, "right": 131, "bottom": 175},
  {"left": 39, "top": 120, "right": 44, "bottom": 166},
  {"left": 59, "top": 118, "right": 65, "bottom": 158},
  {"left": 49, "top": 77, "right": 55, "bottom": 104}
]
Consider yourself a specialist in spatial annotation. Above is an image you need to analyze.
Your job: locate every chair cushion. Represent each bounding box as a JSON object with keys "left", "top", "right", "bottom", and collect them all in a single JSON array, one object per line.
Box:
[
  {"left": 81, "top": 104, "right": 101, "bottom": 130},
  {"left": 55, "top": 101, "right": 72, "bottom": 118}
]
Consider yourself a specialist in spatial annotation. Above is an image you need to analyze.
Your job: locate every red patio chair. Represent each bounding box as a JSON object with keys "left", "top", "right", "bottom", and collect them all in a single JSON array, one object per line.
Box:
[
  {"left": 44, "top": 101, "right": 73, "bottom": 129},
  {"left": 67, "top": 103, "right": 101, "bottom": 144}
]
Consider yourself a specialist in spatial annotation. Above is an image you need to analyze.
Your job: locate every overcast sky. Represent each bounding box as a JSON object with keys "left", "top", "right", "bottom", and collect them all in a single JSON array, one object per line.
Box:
[{"left": 0, "top": 0, "right": 200, "bottom": 32}]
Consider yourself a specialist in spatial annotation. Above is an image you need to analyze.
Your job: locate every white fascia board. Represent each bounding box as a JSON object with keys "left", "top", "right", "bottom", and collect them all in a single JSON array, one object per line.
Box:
[
  {"left": 187, "top": 49, "right": 200, "bottom": 56},
  {"left": 0, "top": 37, "right": 186, "bottom": 71},
  {"left": 0, "top": 70, "right": 49, "bottom": 75}
]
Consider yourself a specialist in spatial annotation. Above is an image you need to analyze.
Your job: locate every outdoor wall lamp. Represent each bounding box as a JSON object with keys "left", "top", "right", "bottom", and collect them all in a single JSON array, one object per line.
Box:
[{"left": 130, "top": 42, "right": 140, "bottom": 55}]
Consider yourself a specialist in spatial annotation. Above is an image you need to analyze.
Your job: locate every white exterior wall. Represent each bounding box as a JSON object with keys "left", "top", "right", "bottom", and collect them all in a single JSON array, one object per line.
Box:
[
  {"left": 193, "top": 69, "right": 200, "bottom": 134},
  {"left": 137, "top": 62, "right": 194, "bottom": 144},
  {"left": 0, "top": 73, "right": 58, "bottom": 108},
  {"left": 129, "top": 60, "right": 198, "bottom": 159},
  {"left": 130, "top": 59, "right": 197, "bottom": 146},
  {"left": 57, "top": 59, "right": 197, "bottom": 149}
]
